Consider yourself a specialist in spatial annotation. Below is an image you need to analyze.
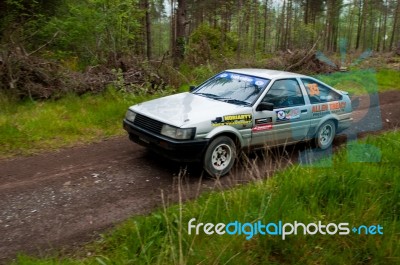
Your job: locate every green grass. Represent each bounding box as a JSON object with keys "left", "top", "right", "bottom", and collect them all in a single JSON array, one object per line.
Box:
[
  {"left": 14, "top": 131, "right": 400, "bottom": 264},
  {"left": 376, "top": 69, "right": 400, "bottom": 91},
  {"left": 315, "top": 68, "right": 400, "bottom": 95},
  {"left": 0, "top": 88, "right": 172, "bottom": 157}
]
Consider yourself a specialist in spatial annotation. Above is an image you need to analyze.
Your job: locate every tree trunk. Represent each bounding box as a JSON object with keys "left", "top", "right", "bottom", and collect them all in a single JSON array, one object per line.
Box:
[
  {"left": 347, "top": 2, "right": 355, "bottom": 49},
  {"left": 382, "top": 0, "right": 388, "bottom": 51},
  {"left": 144, "top": 0, "right": 152, "bottom": 60},
  {"left": 252, "top": 0, "right": 258, "bottom": 55},
  {"left": 170, "top": 0, "right": 176, "bottom": 59},
  {"left": 355, "top": 0, "right": 363, "bottom": 50},
  {"left": 278, "top": 0, "right": 286, "bottom": 50},
  {"left": 304, "top": 0, "right": 309, "bottom": 24},
  {"left": 173, "top": 0, "right": 187, "bottom": 67},
  {"left": 389, "top": 0, "right": 400, "bottom": 50},
  {"left": 284, "top": 0, "right": 292, "bottom": 50},
  {"left": 376, "top": 3, "right": 382, "bottom": 52},
  {"left": 361, "top": 0, "right": 368, "bottom": 50},
  {"left": 236, "top": 0, "right": 243, "bottom": 60},
  {"left": 263, "top": 0, "right": 268, "bottom": 53}
]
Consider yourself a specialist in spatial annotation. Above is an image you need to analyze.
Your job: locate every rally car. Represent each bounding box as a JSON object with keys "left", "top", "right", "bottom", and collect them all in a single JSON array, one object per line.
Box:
[{"left": 123, "top": 69, "right": 352, "bottom": 177}]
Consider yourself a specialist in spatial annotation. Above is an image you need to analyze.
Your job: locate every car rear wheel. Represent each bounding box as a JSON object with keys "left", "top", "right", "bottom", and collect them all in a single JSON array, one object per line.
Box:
[
  {"left": 203, "top": 136, "right": 236, "bottom": 177},
  {"left": 315, "top": 120, "right": 336, "bottom": 150}
]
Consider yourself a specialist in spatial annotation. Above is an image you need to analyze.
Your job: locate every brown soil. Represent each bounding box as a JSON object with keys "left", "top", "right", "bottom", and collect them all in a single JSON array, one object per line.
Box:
[{"left": 0, "top": 90, "right": 399, "bottom": 264}]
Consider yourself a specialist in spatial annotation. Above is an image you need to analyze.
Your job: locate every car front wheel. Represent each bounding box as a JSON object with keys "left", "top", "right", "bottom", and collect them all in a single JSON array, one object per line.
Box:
[
  {"left": 203, "top": 136, "right": 237, "bottom": 177},
  {"left": 315, "top": 120, "right": 336, "bottom": 150}
]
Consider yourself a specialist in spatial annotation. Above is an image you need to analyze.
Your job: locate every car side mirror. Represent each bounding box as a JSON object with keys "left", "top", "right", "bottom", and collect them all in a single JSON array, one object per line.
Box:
[
  {"left": 256, "top": 102, "right": 274, "bottom": 111},
  {"left": 189, "top": 85, "right": 196, "bottom": 92}
]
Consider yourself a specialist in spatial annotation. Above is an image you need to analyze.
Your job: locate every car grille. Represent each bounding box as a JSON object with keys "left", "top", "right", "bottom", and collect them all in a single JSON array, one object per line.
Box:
[{"left": 133, "top": 114, "right": 164, "bottom": 134}]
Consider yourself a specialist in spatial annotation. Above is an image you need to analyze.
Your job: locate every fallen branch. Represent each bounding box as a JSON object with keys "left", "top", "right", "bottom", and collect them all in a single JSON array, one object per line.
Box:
[
  {"left": 157, "top": 51, "right": 169, "bottom": 71},
  {"left": 27, "top": 31, "right": 59, "bottom": 57}
]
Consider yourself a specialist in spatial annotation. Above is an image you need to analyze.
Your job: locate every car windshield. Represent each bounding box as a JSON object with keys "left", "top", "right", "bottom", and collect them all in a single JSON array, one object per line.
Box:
[{"left": 193, "top": 72, "right": 270, "bottom": 106}]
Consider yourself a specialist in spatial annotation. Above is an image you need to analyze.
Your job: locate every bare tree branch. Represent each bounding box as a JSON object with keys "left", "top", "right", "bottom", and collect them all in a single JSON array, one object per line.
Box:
[
  {"left": 27, "top": 31, "right": 59, "bottom": 57},
  {"left": 285, "top": 35, "right": 321, "bottom": 71}
]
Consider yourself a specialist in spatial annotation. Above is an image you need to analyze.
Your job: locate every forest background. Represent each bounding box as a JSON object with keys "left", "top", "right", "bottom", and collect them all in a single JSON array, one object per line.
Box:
[{"left": 0, "top": 0, "right": 399, "bottom": 101}]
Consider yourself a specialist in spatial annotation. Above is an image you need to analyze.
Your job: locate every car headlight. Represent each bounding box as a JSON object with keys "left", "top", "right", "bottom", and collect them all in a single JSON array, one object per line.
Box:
[
  {"left": 125, "top": 110, "right": 137, "bottom": 122},
  {"left": 161, "top": 124, "right": 195, "bottom": 140}
]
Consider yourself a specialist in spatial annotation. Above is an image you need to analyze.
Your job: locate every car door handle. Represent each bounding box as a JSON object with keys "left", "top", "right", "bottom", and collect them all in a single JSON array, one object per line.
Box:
[{"left": 301, "top": 109, "right": 308, "bottom": 113}]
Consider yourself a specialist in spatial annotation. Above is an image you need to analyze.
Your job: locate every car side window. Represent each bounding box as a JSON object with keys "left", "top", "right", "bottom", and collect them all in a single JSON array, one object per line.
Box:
[
  {"left": 301, "top": 78, "right": 342, "bottom": 104},
  {"left": 262, "top": 79, "right": 305, "bottom": 108}
]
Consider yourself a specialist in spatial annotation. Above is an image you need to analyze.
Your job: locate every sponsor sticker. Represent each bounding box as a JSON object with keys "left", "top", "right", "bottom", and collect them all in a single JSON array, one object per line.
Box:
[
  {"left": 252, "top": 124, "right": 273, "bottom": 132},
  {"left": 329, "top": 101, "right": 347, "bottom": 110},
  {"left": 231, "top": 74, "right": 253, "bottom": 83},
  {"left": 312, "top": 101, "right": 346, "bottom": 116},
  {"left": 255, "top": 80, "right": 265, "bottom": 86},
  {"left": 212, "top": 114, "right": 252, "bottom": 126},
  {"left": 277, "top": 110, "right": 286, "bottom": 120},
  {"left": 217, "top": 73, "right": 268, "bottom": 88},
  {"left": 276, "top": 108, "right": 300, "bottom": 121}
]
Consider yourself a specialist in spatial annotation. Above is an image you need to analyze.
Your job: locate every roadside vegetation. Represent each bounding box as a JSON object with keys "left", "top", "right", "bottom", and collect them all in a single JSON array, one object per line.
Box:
[
  {"left": 0, "top": 88, "right": 172, "bottom": 157},
  {"left": 14, "top": 130, "right": 400, "bottom": 264},
  {"left": 317, "top": 68, "right": 400, "bottom": 95},
  {"left": 1, "top": 0, "right": 399, "bottom": 102}
]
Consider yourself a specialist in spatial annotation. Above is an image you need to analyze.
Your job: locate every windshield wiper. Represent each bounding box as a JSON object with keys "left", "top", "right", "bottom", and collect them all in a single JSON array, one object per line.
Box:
[
  {"left": 221, "top": 99, "right": 251, "bottom": 106},
  {"left": 195, "top": 93, "right": 250, "bottom": 106},
  {"left": 194, "top": 93, "right": 221, "bottom": 99}
]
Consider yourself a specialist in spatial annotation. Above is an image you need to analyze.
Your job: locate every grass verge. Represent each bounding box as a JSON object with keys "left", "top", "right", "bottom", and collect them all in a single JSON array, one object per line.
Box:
[
  {"left": 0, "top": 88, "right": 173, "bottom": 158},
  {"left": 315, "top": 68, "right": 400, "bottom": 95},
  {"left": 14, "top": 130, "right": 400, "bottom": 264}
]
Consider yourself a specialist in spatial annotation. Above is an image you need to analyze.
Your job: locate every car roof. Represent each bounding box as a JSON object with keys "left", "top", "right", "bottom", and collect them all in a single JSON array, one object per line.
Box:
[{"left": 226, "top": 68, "right": 307, "bottom": 80}]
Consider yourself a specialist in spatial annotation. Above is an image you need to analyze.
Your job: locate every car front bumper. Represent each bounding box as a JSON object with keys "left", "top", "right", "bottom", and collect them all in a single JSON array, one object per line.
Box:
[{"left": 123, "top": 119, "right": 209, "bottom": 162}]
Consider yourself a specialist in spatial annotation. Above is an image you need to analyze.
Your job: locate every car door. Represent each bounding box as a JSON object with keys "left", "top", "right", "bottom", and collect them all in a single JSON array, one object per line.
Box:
[{"left": 251, "top": 78, "right": 311, "bottom": 147}]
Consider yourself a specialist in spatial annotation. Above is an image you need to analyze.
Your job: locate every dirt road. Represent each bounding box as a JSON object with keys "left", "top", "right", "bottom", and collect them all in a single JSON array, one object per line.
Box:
[{"left": 0, "top": 91, "right": 399, "bottom": 264}]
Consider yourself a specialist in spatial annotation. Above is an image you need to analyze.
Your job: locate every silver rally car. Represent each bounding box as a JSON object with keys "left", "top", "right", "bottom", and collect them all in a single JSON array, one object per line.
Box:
[{"left": 123, "top": 69, "right": 352, "bottom": 176}]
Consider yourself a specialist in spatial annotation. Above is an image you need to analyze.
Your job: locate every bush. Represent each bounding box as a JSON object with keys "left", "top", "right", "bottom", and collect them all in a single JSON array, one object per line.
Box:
[{"left": 186, "top": 24, "right": 238, "bottom": 65}]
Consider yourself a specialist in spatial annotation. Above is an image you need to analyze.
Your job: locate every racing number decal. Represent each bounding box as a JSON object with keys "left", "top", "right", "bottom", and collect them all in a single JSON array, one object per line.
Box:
[{"left": 307, "top": 83, "right": 320, "bottom": 96}]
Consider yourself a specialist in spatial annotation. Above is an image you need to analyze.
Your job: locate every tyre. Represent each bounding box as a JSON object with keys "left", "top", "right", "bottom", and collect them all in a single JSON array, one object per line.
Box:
[
  {"left": 203, "top": 136, "right": 237, "bottom": 177},
  {"left": 315, "top": 120, "right": 336, "bottom": 150}
]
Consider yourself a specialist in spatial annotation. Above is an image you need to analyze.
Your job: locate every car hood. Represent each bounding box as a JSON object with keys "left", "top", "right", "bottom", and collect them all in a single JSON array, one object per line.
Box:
[{"left": 130, "top": 92, "right": 249, "bottom": 127}]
